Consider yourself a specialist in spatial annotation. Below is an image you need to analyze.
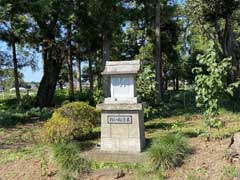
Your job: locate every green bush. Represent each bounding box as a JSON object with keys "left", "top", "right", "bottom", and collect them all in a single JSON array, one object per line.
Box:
[
  {"left": 20, "top": 94, "right": 36, "bottom": 110},
  {"left": 52, "top": 89, "right": 68, "bottom": 105},
  {"left": 148, "top": 133, "right": 190, "bottom": 171},
  {"left": 25, "top": 107, "right": 52, "bottom": 120},
  {"left": 42, "top": 102, "right": 100, "bottom": 143},
  {"left": 0, "top": 110, "right": 27, "bottom": 127},
  {"left": 75, "top": 89, "right": 90, "bottom": 102},
  {"left": 52, "top": 142, "right": 91, "bottom": 174}
]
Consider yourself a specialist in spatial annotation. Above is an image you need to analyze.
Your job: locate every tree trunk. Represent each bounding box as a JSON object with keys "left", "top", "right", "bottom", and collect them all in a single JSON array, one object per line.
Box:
[
  {"left": 164, "top": 80, "right": 168, "bottom": 90},
  {"left": 36, "top": 43, "right": 63, "bottom": 107},
  {"left": 67, "top": 24, "right": 74, "bottom": 101},
  {"left": 103, "top": 34, "right": 110, "bottom": 65},
  {"left": 102, "top": 34, "right": 111, "bottom": 97},
  {"left": 155, "top": 0, "right": 164, "bottom": 101},
  {"left": 88, "top": 56, "right": 94, "bottom": 105},
  {"left": 76, "top": 58, "right": 82, "bottom": 93},
  {"left": 176, "top": 71, "right": 179, "bottom": 91},
  {"left": 12, "top": 41, "right": 21, "bottom": 103}
]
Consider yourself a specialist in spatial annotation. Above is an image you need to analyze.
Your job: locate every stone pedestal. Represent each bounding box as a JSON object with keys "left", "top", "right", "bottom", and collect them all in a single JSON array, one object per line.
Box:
[
  {"left": 97, "top": 103, "right": 145, "bottom": 152},
  {"left": 97, "top": 60, "right": 145, "bottom": 153}
]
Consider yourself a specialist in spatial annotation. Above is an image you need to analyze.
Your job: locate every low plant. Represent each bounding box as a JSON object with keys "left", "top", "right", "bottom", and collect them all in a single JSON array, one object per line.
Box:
[
  {"left": 19, "top": 94, "right": 36, "bottom": 110},
  {"left": 52, "top": 89, "right": 68, "bottom": 105},
  {"left": 93, "top": 87, "right": 104, "bottom": 105},
  {"left": 42, "top": 102, "right": 100, "bottom": 143},
  {"left": 25, "top": 107, "right": 52, "bottom": 120},
  {"left": 193, "top": 42, "right": 240, "bottom": 138},
  {"left": 148, "top": 133, "right": 190, "bottom": 171},
  {"left": 222, "top": 165, "right": 238, "bottom": 179},
  {"left": 52, "top": 142, "right": 91, "bottom": 173}
]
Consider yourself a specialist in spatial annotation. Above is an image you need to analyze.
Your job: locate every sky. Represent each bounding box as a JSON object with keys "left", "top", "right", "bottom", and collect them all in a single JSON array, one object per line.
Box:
[
  {"left": 21, "top": 53, "right": 43, "bottom": 82},
  {"left": 0, "top": 41, "right": 43, "bottom": 82}
]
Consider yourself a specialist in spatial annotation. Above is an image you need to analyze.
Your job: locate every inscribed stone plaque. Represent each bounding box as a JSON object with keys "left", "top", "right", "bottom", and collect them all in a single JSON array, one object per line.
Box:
[
  {"left": 107, "top": 115, "right": 132, "bottom": 124},
  {"left": 111, "top": 76, "right": 134, "bottom": 98}
]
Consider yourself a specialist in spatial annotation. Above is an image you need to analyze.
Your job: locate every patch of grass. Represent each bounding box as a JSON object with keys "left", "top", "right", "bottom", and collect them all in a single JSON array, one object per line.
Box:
[
  {"left": 147, "top": 133, "right": 191, "bottom": 171},
  {"left": 90, "top": 161, "right": 139, "bottom": 171},
  {"left": 52, "top": 142, "right": 91, "bottom": 174},
  {"left": 0, "top": 145, "right": 47, "bottom": 164},
  {"left": 186, "top": 170, "right": 201, "bottom": 180},
  {"left": 136, "top": 163, "right": 165, "bottom": 180},
  {"left": 222, "top": 165, "right": 238, "bottom": 179}
]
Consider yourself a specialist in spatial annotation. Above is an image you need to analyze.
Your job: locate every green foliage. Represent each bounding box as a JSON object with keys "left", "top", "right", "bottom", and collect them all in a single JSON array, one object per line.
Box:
[
  {"left": 193, "top": 42, "right": 240, "bottom": 129},
  {"left": 222, "top": 165, "right": 238, "bottom": 179},
  {"left": 148, "top": 133, "right": 190, "bottom": 171},
  {"left": 42, "top": 102, "right": 100, "bottom": 143},
  {"left": 52, "top": 89, "right": 68, "bottom": 106},
  {"left": 75, "top": 89, "right": 90, "bottom": 102},
  {"left": 0, "top": 106, "right": 52, "bottom": 127},
  {"left": 25, "top": 107, "right": 52, "bottom": 120},
  {"left": 52, "top": 142, "right": 91, "bottom": 174},
  {"left": 137, "top": 64, "right": 157, "bottom": 105},
  {"left": 19, "top": 94, "right": 36, "bottom": 110},
  {"left": 93, "top": 87, "right": 104, "bottom": 104}
]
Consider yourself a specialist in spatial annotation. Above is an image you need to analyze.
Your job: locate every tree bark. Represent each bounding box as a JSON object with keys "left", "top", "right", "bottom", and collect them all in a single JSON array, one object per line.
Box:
[
  {"left": 164, "top": 80, "right": 168, "bottom": 90},
  {"left": 12, "top": 41, "right": 21, "bottom": 103},
  {"left": 103, "top": 34, "right": 110, "bottom": 65},
  {"left": 102, "top": 34, "right": 111, "bottom": 97},
  {"left": 36, "top": 42, "right": 63, "bottom": 107},
  {"left": 155, "top": 0, "right": 164, "bottom": 101},
  {"left": 88, "top": 56, "right": 94, "bottom": 105},
  {"left": 176, "top": 71, "right": 179, "bottom": 91},
  {"left": 76, "top": 43, "right": 82, "bottom": 93},
  {"left": 67, "top": 24, "right": 74, "bottom": 101},
  {"left": 76, "top": 58, "right": 82, "bottom": 93}
]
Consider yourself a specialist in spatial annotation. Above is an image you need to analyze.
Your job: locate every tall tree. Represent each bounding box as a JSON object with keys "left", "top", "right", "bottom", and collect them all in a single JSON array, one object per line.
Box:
[
  {"left": 155, "top": 0, "right": 164, "bottom": 100},
  {"left": 186, "top": 0, "right": 240, "bottom": 82},
  {"left": 0, "top": 0, "right": 30, "bottom": 103},
  {"left": 28, "top": 0, "right": 65, "bottom": 107}
]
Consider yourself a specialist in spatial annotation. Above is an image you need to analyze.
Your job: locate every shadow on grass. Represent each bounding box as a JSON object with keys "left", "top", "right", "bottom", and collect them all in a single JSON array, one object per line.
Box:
[
  {"left": 145, "top": 122, "right": 173, "bottom": 130},
  {"left": 75, "top": 131, "right": 101, "bottom": 142},
  {"left": 147, "top": 90, "right": 240, "bottom": 121}
]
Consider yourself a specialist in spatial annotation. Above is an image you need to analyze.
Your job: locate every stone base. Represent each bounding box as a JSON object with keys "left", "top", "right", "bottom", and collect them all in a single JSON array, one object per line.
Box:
[
  {"left": 82, "top": 148, "right": 147, "bottom": 163},
  {"left": 97, "top": 103, "right": 145, "bottom": 153}
]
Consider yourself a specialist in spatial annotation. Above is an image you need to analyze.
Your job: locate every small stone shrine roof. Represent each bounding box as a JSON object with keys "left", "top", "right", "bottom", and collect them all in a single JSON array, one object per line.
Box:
[{"left": 101, "top": 60, "right": 140, "bottom": 75}]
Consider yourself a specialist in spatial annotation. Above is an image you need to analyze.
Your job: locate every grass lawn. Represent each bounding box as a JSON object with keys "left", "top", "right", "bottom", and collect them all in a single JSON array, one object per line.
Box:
[
  {"left": 0, "top": 91, "right": 240, "bottom": 179},
  {"left": 0, "top": 109, "right": 239, "bottom": 179}
]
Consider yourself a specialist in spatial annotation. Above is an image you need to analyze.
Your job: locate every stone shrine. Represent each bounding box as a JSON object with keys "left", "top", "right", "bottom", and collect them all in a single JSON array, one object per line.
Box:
[{"left": 97, "top": 60, "right": 145, "bottom": 152}]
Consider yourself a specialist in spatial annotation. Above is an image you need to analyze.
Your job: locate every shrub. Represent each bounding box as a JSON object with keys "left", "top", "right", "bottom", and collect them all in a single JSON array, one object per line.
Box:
[
  {"left": 74, "top": 88, "right": 90, "bottom": 102},
  {"left": 25, "top": 107, "right": 52, "bottom": 120},
  {"left": 42, "top": 102, "right": 100, "bottom": 143},
  {"left": 93, "top": 87, "right": 104, "bottom": 104},
  {"left": 20, "top": 94, "right": 36, "bottom": 110},
  {"left": 193, "top": 42, "right": 240, "bottom": 134},
  {"left": 52, "top": 89, "right": 68, "bottom": 105},
  {"left": 0, "top": 110, "right": 27, "bottom": 127},
  {"left": 148, "top": 133, "right": 190, "bottom": 171},
  {"left": 52, "top": 142, "right": 91, "bottom": 173}
]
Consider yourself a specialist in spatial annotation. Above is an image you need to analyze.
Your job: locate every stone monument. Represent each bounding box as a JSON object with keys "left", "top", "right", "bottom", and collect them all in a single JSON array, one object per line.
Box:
[{"left": 97, "top": 60, "right": 145, "bottom": 153}]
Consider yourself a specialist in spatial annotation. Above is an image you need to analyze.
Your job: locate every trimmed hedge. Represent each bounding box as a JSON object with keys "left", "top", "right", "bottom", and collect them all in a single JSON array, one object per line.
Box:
[{"left": 42, "top": 102, "right": 100, "bottom": 143}]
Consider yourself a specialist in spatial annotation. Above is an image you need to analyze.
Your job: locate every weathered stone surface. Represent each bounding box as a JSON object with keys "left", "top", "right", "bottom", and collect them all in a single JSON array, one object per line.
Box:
[
  {"left": 104, "top": 97, "right": 138, "bottom": 104},
  {"left": 86, "top": 168, "right": 124, "bottom": 180},
  {"left": 82, "top": 149, "right": 147, "bottom": 163},
  {"left": 227, "top": 133, "right": 240, "bottom": 162},
  {"left": 100, "top": 110, "right": 145, "bottom": 152},
  {"left": 98, "top": 60, "right": 145, "bottom": 153},
  {"left": 97, "top": 103, "right": 146, "bottom": 111},
  {"left": 102, "top": 60, "right": 140, "bottom": 75}
]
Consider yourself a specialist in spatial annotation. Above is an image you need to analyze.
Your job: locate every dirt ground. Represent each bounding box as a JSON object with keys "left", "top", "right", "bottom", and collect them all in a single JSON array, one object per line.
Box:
[
  {"left": 0, "top": 120, "right": 238, "bottom": 180},
  {"left": 168, "top": 137, "right": 235, "bottom": 180},
  {"left": 0, "top": 136, "right": 236, "bottom": 180}
]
